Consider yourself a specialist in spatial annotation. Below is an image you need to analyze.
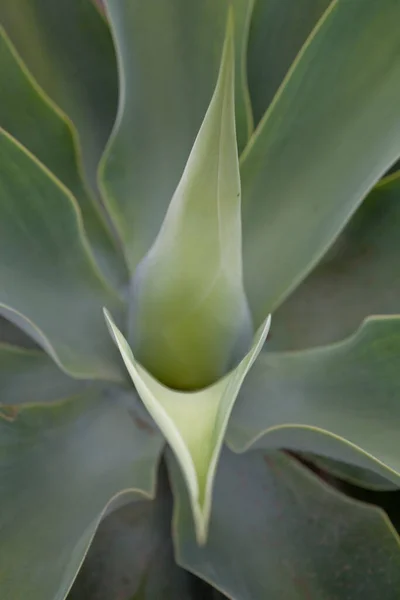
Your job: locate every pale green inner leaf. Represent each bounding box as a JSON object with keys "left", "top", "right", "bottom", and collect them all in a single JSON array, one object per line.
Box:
[
  {"left": 104, "top": 309, "right": 270, "bottom": 544},
  {"left": 129, "top": 13, "right": 252, "bottom": 390}
]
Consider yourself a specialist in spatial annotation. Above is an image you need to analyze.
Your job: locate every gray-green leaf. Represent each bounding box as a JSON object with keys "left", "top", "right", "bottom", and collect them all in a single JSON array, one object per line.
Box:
[
  {"left": 169, "top": 447, "right": 400, "bottom": 600},
  {"left": 101, "top": 0, "right": 253, "bottom": 270},
  {"left": 268, "top": 172, "right": 400, "bottom": 351},
  {"left": 241, "top": 0, "right": 400, "bottom": 325},
  {"left": 0, "top": 27, "right": 127, "bottom": 288},
  {"left": 228, "top": 316, "right": 400, "bottom": 485},
  {"left": 0, "top": 0, "right": 119, "bottom": 194},
  {"left": 0, "top": 388, "right": 163, "bottom": 600},
  {"left": 0, "top": 129, "right": 124, "bottom": 380}
]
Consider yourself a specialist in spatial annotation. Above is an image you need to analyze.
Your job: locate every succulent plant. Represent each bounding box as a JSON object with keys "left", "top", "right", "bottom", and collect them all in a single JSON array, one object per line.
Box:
[{"left": 0, "top": 1, "right": 400, "bottom": 599}]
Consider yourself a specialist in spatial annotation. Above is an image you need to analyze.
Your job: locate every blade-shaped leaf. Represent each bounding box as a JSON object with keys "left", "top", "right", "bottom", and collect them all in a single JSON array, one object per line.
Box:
[
  {"left": 128, "top": 16, "right": 252, "bottom": 390},
  {"left": 0, "top": 344, "right": 85, "bottom": 407},
  {"left": 227, "top": 317, "right": 400, "bottom": 485},
  {"left": 0, "top": 387, "right": 163, "bottom": 600},
  {"left": 105, "top": 310, "right": 270, "bottom": 544},
  {"left": 268, "top": 172, "right": 400, "bottom": 351},
  {"left": 168, "top": 447, "right": 400, "bottom": 600},
  {"left": 0, "top": 27, "right": 127, "bottom": 288},
  {"left": 0, "top": 0, "right": 118, "bottom": 194},
  {"left": 0, "top": 129, "right": 124, "bottom": 381},
  {"left": 247, "top": 0, "right": 332, "bottom": 125},
  {"left": 240, "top": 0, "right": 400, "bottom": 325},
  {"left": 101, "top": 0, "right": 253, "bottom": 270},
  {"left": 69, "top": 464, "right": 197, "bottom": 600}
]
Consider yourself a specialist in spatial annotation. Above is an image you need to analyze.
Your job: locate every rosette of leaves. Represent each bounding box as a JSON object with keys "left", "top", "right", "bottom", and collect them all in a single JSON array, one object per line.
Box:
[{"left": 0, "top": 1, "right": 400, "bottom": 599}]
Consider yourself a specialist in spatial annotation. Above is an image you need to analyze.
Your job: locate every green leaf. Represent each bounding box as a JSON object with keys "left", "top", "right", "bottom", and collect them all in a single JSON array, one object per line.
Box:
[
  {"left": 0, "top": 344, "right": 85, "bottom": 407},
  {"left": 304, "top": 454, "right": 399, "bottom": 492},
  {"left": 104, "top": 310, "right": 270, "bottom": 544},
  {"left": 268, "top": 172, "right": 400, "bottom": 351},
  {"left": 247, "top": 0, "right": 331, "bottom": 125},
  {"left": 169, "top": 447, "right": 400, "bottom": 600},
  {"left": 69, "top": 464, "right": 196, "bottom": 600},
  {"left": 0, "top": 316, "right": 36, "bottom": 348},
  {"left": 0, "top": 129, "right": 124, "bottom": 381},
  {"left": 227, "top": 317, "right": 400, "bottom": 485},
  {"left": 128, "top": 15, "right": 252, "bottom": 390},
  {"left": 0, "top": 387, "right": 163, "bottom": 600},
  {"left": 0, "top": 0, "right": 118, "bottom": 194},
  {"left": 231, "top": 0, "right": 255, "bottom": 152},
  {"left": 0, "top": 27, "right": 127, "bottom": 288},
  {"left": 101, "top": 0, "right": 253, "bottom": 270},
  {"left": 240, "top": 0, "right": 400, "bottom": 325}
]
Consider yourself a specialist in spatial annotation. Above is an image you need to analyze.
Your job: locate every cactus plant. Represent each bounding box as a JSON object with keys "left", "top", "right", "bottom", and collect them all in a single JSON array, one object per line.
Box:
[{"left": 0, "top": 1, "right": 400, "bottom": 598}]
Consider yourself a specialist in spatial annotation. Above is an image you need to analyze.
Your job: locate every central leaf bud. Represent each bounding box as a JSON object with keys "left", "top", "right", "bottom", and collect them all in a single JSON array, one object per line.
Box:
[{"left": 128, "top": 16, "right": 253, "bottom": 390}]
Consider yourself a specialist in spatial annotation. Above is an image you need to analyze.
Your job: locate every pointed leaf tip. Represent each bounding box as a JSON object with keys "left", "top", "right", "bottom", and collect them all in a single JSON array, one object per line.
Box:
[
  {"left": 127, "top": 14, "right": 252, "bottom": 390},
  {"left": 105, "top": 310, "right": 271, "bottom": 544}
]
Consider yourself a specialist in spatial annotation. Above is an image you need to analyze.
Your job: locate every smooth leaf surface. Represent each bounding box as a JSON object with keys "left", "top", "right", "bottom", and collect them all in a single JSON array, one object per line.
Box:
[
  {"left": 0, "top": 129, "right": 124, "bottom": 380},
  {"left": 0, "top": 27, "right": 127, "bottom": 287},
  {"left": 0, "top": 0, "right": 118, "bottom": 193},
  {"left": 129, "top": 17, "right": 252, "bottom": 390},
  {"left": 101, "top": 0, "right": 253, "bottom": 270},
  {"left": 247, "top": 0, "right": 331, "bottom": 124},
  {"left": 231, "top": 0, "right": 254, "bottom": 152},
  {"left": 0, "top": 387, "right": 163, "bottom": 600},
  {"left": 305, "top": 454, "right": 399, "bottom": 492},
  {"left": 268, "top": 172, "right": 400, "bottom": 351},
  {"left": 69, "top": 465, "right": 196, "bottom": 600},
  {"left": 169, "top": 447, "right": 400, "bottom": 600},
  {"left": 240, "top": 0, "right": 400, "bottom": 324},
  {"left": 228, "top": 317, "right": 400, "bottom": 484},
  {"left": 0, "top": 316, "right": 36, "bottom": 347},
  {"left": 105, "top": 310, "right": 270, "bottom": 544},
  {"left": 0, "top": 344, "right": 85, "bottom": 407}
]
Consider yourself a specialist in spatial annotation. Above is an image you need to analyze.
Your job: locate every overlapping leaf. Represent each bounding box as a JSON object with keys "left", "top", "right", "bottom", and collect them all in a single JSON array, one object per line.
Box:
[
  {"left": 0, "top": 130, "right": 124, "bottom": 380},
  {"left": 304, "top": 455, "right": 398, "bottom": 492},
  {"left": 228, "top": 316, "right": 400, "bottom": 484},
  {"left": 0, "top": 388, "right": 163, "bottom": 600},
  {"left": 128, "top": 15, "right": 252, "bottom": 390},
  {"left": 0, "top": 344, "right": 85, "bottom": 408},
  {"left": 231, "top": 0, "right": 255, "bottom": 151},
  {"left": 105, "top": 310, "right": 270, "bottom": 544},
  {"left": 69, "top": 465, "right": 196, "bottom": 600},
  {"left": 0, "top": 0, "right": 118, "bottom": 193},
  {"left": 268, "top": 172, "right": 400, "bottom": 350},
  {"left": 101, "top": 0, "right": 254, "bottom": 270},
  {"left": 241, "top": 0, "right": 400, "bottom": 324},
  {"left": 169, "top": 448, "right": 400, "bottom": 600},
  {"left": 247, "top": 0, "right": 331, "bottom": 124},
  {"left": 0, "top": 27, "right": 126, "bottom": 287}
]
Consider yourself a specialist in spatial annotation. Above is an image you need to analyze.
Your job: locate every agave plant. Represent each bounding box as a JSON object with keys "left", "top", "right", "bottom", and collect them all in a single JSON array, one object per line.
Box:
[{"left": 0, "top": 0, "right": 400, "bottom": 598}]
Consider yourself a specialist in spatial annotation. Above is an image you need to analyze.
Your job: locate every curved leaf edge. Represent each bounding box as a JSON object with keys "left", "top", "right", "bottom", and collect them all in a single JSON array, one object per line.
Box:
[
  {"left": 236, "top": 0, "right": 255, "bottom": 148},
  {"left": 0, "top": 26, "right": 124, "bottom": 271},
  {"left": 0, "top": 129, "right": 125, "bottom": 381},
  {"left": 104, "top": 307, "right": 271, "bottom": 544},
  {"left": 375, "top": 168, "right": 400, "bottom": 190},
  {"left": 0, "top": 391, "right": 163, "bottom": 600},
  {"left": 227, "top": 315, "right": 400, "bottom": 484},
  {"left": 168, "top": 448, "right": 400, "bottom": 599},
  {"left": 0, "top": 127, "right": 122, "bottom": 302},
  {"left": 229, "top": 423, "right": 400, "bottom": 486},
  {"left": 239, "top": 0, "right": 337, "bottom": 164},
  {"left": 96, "top": 1, "right": 131, "bottom": 268}
]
